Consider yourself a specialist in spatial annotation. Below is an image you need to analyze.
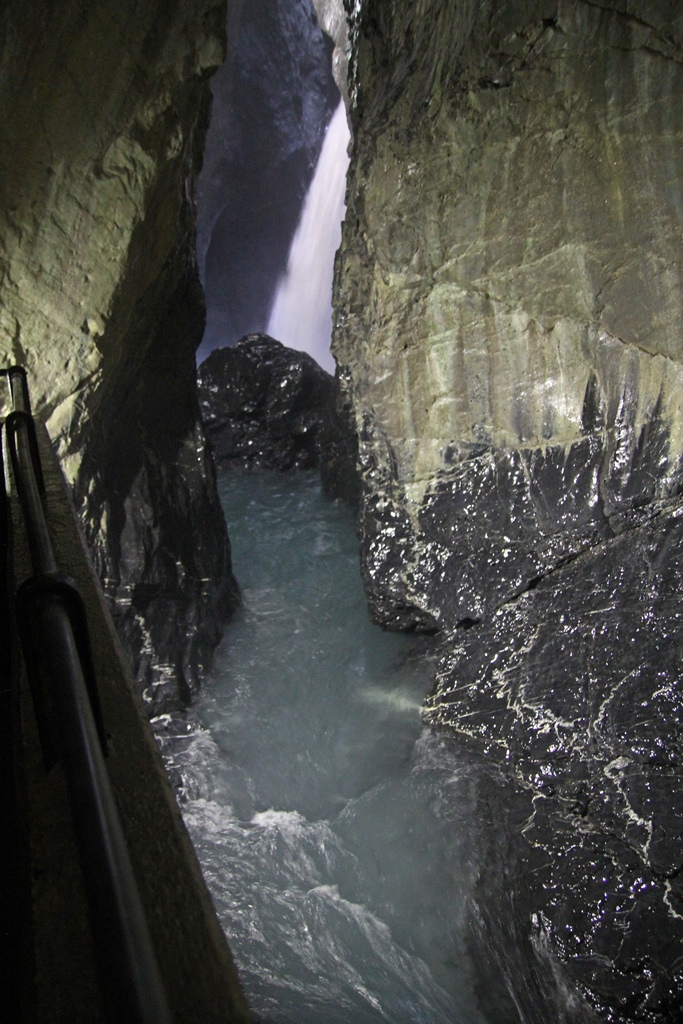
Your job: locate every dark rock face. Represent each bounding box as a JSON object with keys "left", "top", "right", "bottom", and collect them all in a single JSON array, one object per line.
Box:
[
  {"left": 426, "top": 493, "right": 683, "bottom": 1020},
  {"left": 196, "top": 0, "right": 339, "bottom": 359},
  {"left": 198, "top": 334, "right": 359, "bottom": 502},
  {"left": 198, "top": 334, "right": 335, "bottom": 469},
  {"left": 317, "top": 380, "right": 360, "bottom": 505},
  {"left": 360, "top": 403, "right": 682, "bottom": 634},
  {"left": 73, "top": 260, "right": 239, "bottom": 712},
  {"left": 335, "top": 0, "right": 683, "bottom": 1019}
]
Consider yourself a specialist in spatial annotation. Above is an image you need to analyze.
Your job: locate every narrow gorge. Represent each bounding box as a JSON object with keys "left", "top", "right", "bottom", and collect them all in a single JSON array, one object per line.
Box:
[{"left": 1, "top": 1, "right": 682, "bottom": 1022}]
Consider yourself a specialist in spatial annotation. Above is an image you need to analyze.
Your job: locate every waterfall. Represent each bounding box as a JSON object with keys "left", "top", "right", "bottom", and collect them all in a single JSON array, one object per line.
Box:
[{"left": 267, "top": 100, "right": 350, "bottom": 374}]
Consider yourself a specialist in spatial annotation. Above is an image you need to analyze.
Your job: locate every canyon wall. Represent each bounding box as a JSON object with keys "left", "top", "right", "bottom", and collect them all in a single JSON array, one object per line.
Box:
[
  {"left": 335, "top": 0, "right": 683, "bottom": 1020},
  {"left": 0, "top": 0, "right": 236, "bottom": 710},
  {"left": 3, "top": 0, "right": 683, "bottom": 1017}
]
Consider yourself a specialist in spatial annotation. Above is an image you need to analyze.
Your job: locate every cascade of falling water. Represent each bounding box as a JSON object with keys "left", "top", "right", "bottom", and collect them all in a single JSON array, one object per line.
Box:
[{"left": 267, "top": 100, "right": 350, "bottom": 374}]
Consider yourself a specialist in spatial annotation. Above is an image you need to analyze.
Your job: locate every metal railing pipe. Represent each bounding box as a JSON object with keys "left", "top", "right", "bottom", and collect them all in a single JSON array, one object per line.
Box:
[
  {"left": 3, "top": 366, "right": 173, "bottom": 1024},
  {"left": 28, "top": 587, "right": 173, "bottom": 1024},
  {"left": 5, "top": 367, "right": 56, "bottom": 574}
]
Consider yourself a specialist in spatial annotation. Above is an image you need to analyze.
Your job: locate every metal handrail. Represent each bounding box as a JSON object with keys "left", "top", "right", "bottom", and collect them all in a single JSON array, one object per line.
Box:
[{"left": 3, "top": 366, "right": 173, "bottom": 1024}]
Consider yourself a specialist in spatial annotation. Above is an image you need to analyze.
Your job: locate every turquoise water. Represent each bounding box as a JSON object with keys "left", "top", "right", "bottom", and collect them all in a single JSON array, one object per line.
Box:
[{"left": 158, "top": 467, "right": 490, "bottom": 1023}]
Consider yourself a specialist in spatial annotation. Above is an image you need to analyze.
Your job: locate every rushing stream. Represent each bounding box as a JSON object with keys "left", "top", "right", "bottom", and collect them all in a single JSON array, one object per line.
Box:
[{"left": 158, "top": 467, "right": 495, "bottom": 1024}]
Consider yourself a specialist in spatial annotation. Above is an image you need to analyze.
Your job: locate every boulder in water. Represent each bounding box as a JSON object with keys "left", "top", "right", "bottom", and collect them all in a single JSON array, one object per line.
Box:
[{"left": 198, "top": 335, "right": 359, "bottom": 503}]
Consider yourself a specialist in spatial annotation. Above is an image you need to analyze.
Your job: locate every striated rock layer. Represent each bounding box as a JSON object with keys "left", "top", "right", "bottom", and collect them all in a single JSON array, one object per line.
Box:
[
  {"left": 335, "top": 0, "right": 683, "bottom": 1019},
  {"left": 0, "top": 0, "right": 237, "bottom": 710}
]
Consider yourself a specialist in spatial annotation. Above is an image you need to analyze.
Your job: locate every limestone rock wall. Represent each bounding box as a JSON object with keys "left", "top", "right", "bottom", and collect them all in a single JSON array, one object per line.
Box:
[
  {"left": 338, "top": 0, "right": 683, "bottom": 631},
  {"left": 336, "top": 0, "right": 683, "bottom": 1019},
  {"left": 0, "top": 0, "right": 237, "bottom": 709},
  {"left": 198, "top": 335, "right": 336, "bottom": 470}
]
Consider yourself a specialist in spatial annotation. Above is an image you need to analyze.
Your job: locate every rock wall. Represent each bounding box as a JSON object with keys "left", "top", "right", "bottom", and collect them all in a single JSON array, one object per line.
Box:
[
  {"left": 335, "top": 0, "right": 683, "bottom": 1020},
  {"left": 0, "top": 0, "right": 237, "bottom": 710},
  {"left": 4, "top": 0, "right": 683, "bottom": 1014}
]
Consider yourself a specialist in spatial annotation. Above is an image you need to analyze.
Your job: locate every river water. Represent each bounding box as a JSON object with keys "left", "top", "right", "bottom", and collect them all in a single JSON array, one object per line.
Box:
[{"left": 157, "top": 467, "right": 496, "bottom": 1024}]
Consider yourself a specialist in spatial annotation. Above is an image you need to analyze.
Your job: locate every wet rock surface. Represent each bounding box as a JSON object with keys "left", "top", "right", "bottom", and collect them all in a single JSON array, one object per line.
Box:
[
  {"left": 198, "top": 334, "right": 359, "bottom": 501},
  {"left": 360, "top": 405, "right": 683, "bottom": 633},
  {"left": 426, "top": 495, "right": 683, "bottom": 1020},
  {"left": 335, "top": 0, "right": 683, "bottom": 1018},
  {"left": 198, "top": 334, "right": 335, "bottom": 469}
]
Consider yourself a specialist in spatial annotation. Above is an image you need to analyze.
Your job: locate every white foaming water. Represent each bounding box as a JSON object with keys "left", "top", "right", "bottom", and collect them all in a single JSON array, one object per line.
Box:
[
  {"left": 267, "top": 101, "right": 350, "bottom": 374},
  {"left": 157, "top": 468, "right": 494, "bottom": 1024}
]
